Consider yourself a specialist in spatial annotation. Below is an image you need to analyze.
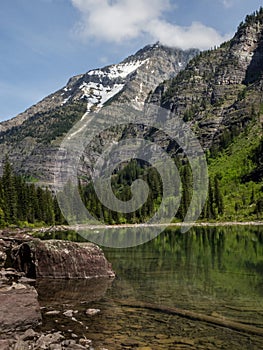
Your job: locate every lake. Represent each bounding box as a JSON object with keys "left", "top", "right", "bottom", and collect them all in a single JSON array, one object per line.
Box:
[{"left": 35, "top": 225, "right": 263, "bottom": 349}]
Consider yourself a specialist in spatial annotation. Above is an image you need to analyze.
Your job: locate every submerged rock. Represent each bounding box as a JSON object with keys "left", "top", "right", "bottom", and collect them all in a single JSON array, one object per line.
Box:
[
  {"left": 85, "top": 308, "right": 101, "bottom": 316},
  {"left": 63, "top": 309, "right": 74, "bottom": 318},
  {"left": 20, "top": 328, "right": 39, "bottom": 341},
  {"left": 45, "top": 310, "right": 61, "bottom": 316}
]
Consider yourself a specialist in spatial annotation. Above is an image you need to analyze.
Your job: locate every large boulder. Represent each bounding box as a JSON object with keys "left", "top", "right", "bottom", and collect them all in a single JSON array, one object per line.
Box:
[{"left": 13, "top": 239, "right": 115, "bottom": 279}]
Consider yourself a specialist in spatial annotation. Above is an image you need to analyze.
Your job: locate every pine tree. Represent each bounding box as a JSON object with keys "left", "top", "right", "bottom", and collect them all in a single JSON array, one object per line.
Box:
[
  {"left": 15, "top": 175, "right": 27, "bottom": 222},
  {"left": 179, "top": 164, "right": 192, "bottom": 219},
  {"left": 53, "top": 196, "right": 66, "bottom": 224},
  {"left": 43, "top": 188, "right": 55, "bottom": 225},
  {"left": 26, "top": 184, "right": 38, "bottom": 223},
  {"left": 214, "top": 175, "right": 224, "bottom": 215},
  {"left": 206, "top": 179, "right": 215, "bottom": 219},
  {"left": 2, "top": 158, "right": 17, "bottom": 224}
]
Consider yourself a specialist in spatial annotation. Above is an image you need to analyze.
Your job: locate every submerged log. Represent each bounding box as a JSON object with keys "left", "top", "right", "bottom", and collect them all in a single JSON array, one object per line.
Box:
[{"left": 117, "top": 300, "right": 263, "bottom": 337}]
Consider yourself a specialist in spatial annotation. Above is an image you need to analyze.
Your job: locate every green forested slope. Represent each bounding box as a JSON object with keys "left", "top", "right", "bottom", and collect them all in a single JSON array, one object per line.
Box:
[{"left": 208, "top": 112, "right": 262, "bottom": 221}]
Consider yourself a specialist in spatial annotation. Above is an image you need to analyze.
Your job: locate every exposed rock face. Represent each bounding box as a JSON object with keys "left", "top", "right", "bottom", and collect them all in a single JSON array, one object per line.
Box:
[
  {"left": 13, "top": 239, "right": 115, "bottom": 279},
  {"left": 0, "top": 44, "right": 198, "bottom": 183},
  {"left": 231, "top": 19, "right": 263, "bottom": 84},
  {"left": 149, "top": 10, "right": 263, "bottom": 150}
]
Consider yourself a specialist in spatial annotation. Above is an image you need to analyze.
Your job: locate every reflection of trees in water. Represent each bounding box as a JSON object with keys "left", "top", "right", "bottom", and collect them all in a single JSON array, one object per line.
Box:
[
  {"left": 34, "top": 226, "right": 263, "bottom": 304},
  {"left": 103, "top": 226, "right": 263, "bottom": 302}
]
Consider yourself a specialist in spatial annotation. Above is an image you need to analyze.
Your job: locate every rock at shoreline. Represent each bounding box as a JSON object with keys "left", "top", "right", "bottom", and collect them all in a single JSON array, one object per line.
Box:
[
  {"left": 0, "top": 232, "right": 115, "bottom": 279},
  {"left": 0, "top": 282, "right": 42, "bottom": 332},
  {"left": 13, "top": 239, "right": 115, "bottom": 279},
  {"left": 0, "top": 233, "right": 114, "bottom": 349},
  {"left": 0, "top": 329, "right": 94, "bottom": 350}
]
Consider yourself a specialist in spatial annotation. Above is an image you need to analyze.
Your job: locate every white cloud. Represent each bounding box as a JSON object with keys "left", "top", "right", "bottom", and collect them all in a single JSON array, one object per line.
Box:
[
  {"left": 221, "top": 0, "right": 234, "bottom": 8},
  {"left": 71, "top": 0, "right": 231, "bottom": 50},
  {"left": 72, "top": 0, "right": 170, "bottom": 42},
  {"left": 147, "top": 20, "right": 231, "bottom": 50}
]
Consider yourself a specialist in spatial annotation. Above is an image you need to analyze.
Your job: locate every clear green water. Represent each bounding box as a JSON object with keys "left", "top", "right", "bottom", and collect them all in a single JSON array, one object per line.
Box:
[{"left": 35, "top": 226, "right": 263, "bottom": 349}]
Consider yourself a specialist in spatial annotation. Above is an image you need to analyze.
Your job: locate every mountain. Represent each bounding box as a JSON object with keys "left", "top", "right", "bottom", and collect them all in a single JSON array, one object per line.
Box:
[
  {"left": 147, "top": 8, "right": 263, "bottom": 220},
  {"left": 0, "top": 43, "right": 198, "bottom": 184},
  {"left": 146, "top": 10, "right": 263, "bottom": 148},
  {"left": 0, "top": 8, "right": 262, "bottom": 222}
]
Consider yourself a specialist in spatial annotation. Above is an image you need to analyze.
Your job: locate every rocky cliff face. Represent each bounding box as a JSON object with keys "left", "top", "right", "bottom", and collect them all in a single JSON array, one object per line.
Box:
[
  {"left": 0, "top": 44, "right": 198, "bottom": 184},
  {"left": 149, "top": 10, "right": 263, "bottom": 151}
]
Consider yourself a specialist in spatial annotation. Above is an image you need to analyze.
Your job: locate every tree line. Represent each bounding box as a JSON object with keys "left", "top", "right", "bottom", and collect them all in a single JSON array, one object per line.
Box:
[
  {"left": 0, "top": 159, "right": 65, "bottom": 227},
  {"left": 3, "top": 155, "right": 261, "bottom": 228},
  {"left": 81, "top": 159, "right": 225, "bottom": 224}
]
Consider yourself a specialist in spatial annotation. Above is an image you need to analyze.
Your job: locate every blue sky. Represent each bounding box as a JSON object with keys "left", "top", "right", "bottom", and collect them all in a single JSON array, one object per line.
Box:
[{"left": 0, "top": 0, "right": 262, "bottom": 121}]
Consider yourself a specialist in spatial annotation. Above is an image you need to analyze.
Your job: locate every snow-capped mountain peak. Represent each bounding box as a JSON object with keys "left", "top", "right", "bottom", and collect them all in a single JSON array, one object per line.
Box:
[{"left": 0, "top": 43, "right": 199, "bottom": 134}]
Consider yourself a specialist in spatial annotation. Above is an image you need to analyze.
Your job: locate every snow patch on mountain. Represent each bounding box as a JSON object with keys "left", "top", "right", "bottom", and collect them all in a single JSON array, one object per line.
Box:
[
  {"left": 77, "top": 59, "right": 147, "bottom": 113},
  {"left": 88, "top": 59, "right": 147, "bottom": 79},
  {"left": 61, "top": 95, "right": 72, "bottom": 105},
  {"left": 80, "top": 81, "right": 125, "bottom": 113}
]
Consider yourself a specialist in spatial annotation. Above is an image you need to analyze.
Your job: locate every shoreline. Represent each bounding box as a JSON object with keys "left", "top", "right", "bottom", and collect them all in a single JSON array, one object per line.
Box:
[
  {"left": 1, "top": 221, "right": 262, "bottom": 235},
  {"left": 36, "top": 221, "right": 263, "bottom": 232}
]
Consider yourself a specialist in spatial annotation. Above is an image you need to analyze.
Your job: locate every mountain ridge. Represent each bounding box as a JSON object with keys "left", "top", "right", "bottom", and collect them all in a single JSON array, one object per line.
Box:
[
  {"left": 0, "top": 43, "right": 199, "bottom": 184},
  {"left": 0, "top": 43, "right": 198, "bottom": 134},
  {"left": 145, "top": 8, "right": 263, "bottom": 152}
]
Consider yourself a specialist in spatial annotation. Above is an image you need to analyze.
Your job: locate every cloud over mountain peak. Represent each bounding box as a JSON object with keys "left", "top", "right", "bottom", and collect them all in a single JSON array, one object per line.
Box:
[{"left": 71, "top": 0, "right": 231, "bottom": 49}]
